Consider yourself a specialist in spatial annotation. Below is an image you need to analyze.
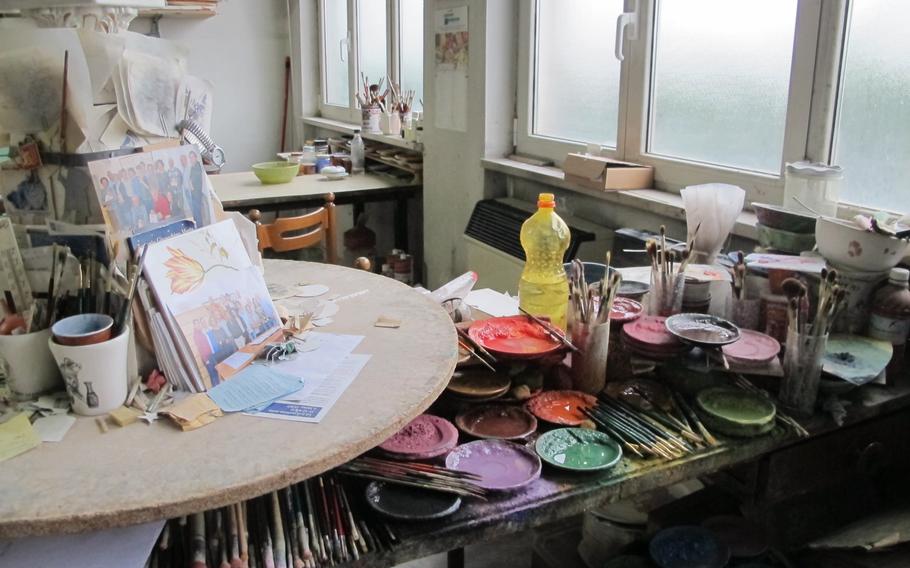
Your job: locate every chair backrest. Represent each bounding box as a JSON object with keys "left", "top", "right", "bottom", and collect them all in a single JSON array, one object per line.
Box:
[{"left": 248, "top": 193, "right": 337, "bottom": 263}]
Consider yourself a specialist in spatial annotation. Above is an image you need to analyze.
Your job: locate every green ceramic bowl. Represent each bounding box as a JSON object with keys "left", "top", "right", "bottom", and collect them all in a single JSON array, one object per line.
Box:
[
  {"left": 756, "top": 223, "right": 817, "bottom": 254},
  {"left": 535, "top": 428, "right": 622, "bottom": 472},
  {"left": 696, "top": 387, "right": 776, "bottom": 438},
  {"left": 252, "top": 161, "right": 299, "bottom": 184},
  {"left": 752, "top": 202, "right": 817, "bottom": 233}
]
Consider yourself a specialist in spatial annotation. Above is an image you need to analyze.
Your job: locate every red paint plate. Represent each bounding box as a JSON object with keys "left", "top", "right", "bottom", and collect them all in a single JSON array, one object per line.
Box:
[
  {"left": 622, "top": 316, "right": 683, "bottom": 349},
  {"left": 721, "top": 329, "right": 781, "bottom": 366},
  {"left": 468, "top": 316, "right": 563, "bottom": 358},
  {"left": 526, "top": 390, "right": 597, "bottom": 426},
  {"left": 378, "top": 414, "right": 459, "bottom": 460},
  {"left": 610, "top": 297, "right": 643, "bottom": 324}
]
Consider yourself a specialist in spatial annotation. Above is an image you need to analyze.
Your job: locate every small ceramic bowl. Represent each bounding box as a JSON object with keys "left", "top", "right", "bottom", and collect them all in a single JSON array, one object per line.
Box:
[
  {"left": 252, "top": 161, "right": 299, "bottom": 184},
  {"left": 51, "top": 313, "right": 114, "bottom": 346},
  {"left": 322, "top": 165, "right": 349, "bottom": 180},
  {"left": 751, "top": 202, "right": 816, "bottom": 233},
  {"left": 756, "top": 224, "right": 817, "bottom": 254},
  {"left": 617, "top": 280, "right": 650, "bottom": 301},
  {"left": 816, "top": 216, "right": 910, "bottom": 272}
]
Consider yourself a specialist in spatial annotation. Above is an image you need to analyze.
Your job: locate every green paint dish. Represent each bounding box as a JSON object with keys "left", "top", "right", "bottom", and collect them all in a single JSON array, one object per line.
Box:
[
  {"left": 535, "top": 428, "right": 622, "bottom": 472},
  {"left": 696, "top": 387, "right": 776, "bottom": 438}
]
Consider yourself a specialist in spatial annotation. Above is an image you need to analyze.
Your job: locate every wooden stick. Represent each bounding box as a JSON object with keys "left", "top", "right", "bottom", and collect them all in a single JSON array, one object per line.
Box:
[{"left": 518, "top": 307, "right": 579, "bottom": 352}]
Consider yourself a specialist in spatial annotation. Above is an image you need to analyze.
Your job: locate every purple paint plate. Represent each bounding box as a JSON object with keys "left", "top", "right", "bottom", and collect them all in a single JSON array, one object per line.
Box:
[
  {"left": 378, "top": 414, "right": 459, "bottom": 460},
  {"left": 445, "top": 439, "right": 542, "bottom": 491}
]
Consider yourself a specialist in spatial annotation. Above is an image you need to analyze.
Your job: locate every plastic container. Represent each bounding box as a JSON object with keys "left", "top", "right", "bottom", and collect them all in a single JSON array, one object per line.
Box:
[
  {"left": 518, "top": 192, "right": 570, "bottom": 329},
  {"left": 783, "top": 161, "right": 843, "bottom": 217},
  {"left": 867, "top": 267, "right": 910, "bottom": 382},
  {"left": 351, "top": 130, "right": 365, "bottom": 174}
]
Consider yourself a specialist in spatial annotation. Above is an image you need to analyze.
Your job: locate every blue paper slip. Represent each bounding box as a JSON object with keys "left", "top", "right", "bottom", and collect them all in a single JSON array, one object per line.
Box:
[{"left": 206, "top": 366, "right": 304, "bottom": 412}]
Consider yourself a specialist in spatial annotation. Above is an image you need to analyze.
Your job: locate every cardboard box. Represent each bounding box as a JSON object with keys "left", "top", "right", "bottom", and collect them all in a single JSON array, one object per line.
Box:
[{"left": 563, "top": 153, "right": 654, "bottom": 191}]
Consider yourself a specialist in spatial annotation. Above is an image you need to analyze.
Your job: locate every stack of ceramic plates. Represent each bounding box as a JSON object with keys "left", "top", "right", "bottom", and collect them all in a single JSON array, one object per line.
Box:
[
  {"left": 378, "top": 414, "right": 459, "bottom": 460},
  {"left": 446, "top": 368, "right": 511, "bottom": 401},
  {"left": 721, "top": 329, "right": 781, "bottom": 368},
  {"left": 695, "top": 387, "right": 776, "bottom": 438},
  {"left": 621, "top": 316, "right": 688, "bottom": 360}
]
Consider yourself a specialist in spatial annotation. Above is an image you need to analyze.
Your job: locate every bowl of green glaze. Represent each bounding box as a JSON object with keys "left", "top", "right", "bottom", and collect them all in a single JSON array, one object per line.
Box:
[
  {"left": 252, "top": 161, "right": 299, "bottom": 184},
  {"left": 696, "top": 387, "right": 776, "bottom": 438},
  {"left": 535, "top": 427, "right": 622, "bottom": 472},
  {"left": 756, "top": 224, "right": 817, "bottom": 254}
]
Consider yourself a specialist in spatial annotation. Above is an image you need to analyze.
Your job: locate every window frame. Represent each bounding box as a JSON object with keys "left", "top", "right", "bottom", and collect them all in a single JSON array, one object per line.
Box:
[
  {"left": 317, "top": 0, "right": 417, "bottom": 124},
  {"left": 516, "top": 0, "right": 865, "bottom": 209}
]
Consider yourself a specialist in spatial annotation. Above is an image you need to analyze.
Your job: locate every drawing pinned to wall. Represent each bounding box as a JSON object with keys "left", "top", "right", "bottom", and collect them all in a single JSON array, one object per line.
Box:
[
  {"left": 176, "top": 76, "right": 214, "bottom": 136},
  {"left": 120, "top": 49, "right": 185, "bottom": 138},
  {"left": 434, "top": 5, "right": 469, "bottom": 132}
]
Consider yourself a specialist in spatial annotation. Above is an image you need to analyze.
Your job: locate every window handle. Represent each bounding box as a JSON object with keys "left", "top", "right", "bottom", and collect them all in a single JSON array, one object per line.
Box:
[
  {"left": 339, "top": 32, "right": 349, "bottom": 62},
  {"left": 615, "top": 0, "right": 639, "bottom": 61}
]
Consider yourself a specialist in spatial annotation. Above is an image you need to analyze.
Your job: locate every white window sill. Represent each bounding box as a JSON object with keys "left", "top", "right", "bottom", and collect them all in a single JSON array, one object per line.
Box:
[
  {"left": 482, "top": 157, "right": 759, "bottom": 241},
  {"left": 301, "top": 116, "right": 424, "bottom": 153}
]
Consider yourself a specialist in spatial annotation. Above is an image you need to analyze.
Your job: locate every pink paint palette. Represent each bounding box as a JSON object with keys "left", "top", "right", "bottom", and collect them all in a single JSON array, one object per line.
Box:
[
  {"left": 445, "top": 440, "right": 542, "bottom": 491},
  {"left": 378, "top": 414, "right": 459, "bottom": 460},
  {"left": 468, "top": 316, "right": 562, "bottom": 358},
  {"left": 721, "top": 329, "right": 781, "bottom": 367},
  {"left": 620, "top": 315, "right": 687, "bottom": 360},
  {"left": 609, "top": 297, "right": 644, "bottom": 325}
]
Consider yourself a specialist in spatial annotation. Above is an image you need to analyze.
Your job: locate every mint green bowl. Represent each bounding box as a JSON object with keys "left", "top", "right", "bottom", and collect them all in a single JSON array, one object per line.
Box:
[{"left": 252, "top": 161, "right": 299, "bottom": 185}]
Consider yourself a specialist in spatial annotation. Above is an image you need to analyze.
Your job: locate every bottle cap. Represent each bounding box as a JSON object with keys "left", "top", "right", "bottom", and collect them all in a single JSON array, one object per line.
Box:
[
  {"left": 890, "top": 267, "right": 909, "bottom": 283},
  {"left": 353, "top": 129, "right": 361, "bottom": 134},
  {"left": 537, "top": 192, "right": 555, "bottom": 208}
]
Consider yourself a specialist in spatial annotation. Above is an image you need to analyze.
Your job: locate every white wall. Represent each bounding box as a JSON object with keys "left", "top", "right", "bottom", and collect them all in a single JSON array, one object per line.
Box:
[{"left": 131, "top": 0, "right": 291, "bottom": 172}]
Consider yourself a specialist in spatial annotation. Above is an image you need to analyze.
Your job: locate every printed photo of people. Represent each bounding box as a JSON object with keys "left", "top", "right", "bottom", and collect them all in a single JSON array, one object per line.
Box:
[{"left": 87, "top": 145, "right": 215, "bottom": 244}]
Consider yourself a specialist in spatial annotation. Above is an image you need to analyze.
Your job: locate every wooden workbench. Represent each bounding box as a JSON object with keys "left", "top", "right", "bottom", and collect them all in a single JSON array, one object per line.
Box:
[{"left": 0, "top": 260, "right": 457, "bottom": 538}]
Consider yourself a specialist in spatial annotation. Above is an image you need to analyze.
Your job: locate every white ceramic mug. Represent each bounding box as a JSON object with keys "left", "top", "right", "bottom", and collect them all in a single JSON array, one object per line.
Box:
[
  {"left": 0, "top": 328, "right": 62, "bottom": 400},
  {"left": 48, "top": 328, "right": 130, "bottom": 416}
]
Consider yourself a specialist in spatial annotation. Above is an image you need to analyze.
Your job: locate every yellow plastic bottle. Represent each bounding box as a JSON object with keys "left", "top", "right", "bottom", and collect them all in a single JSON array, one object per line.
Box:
[{"left": 518, "top": 193, "right": 570, "bottom": 329}]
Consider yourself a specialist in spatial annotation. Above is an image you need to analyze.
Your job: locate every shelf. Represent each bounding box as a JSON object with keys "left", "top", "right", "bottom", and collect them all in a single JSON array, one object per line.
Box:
[
  {"left": 138, "top": 4, "right": 216, "bottom": 17},
  {"left": 302, "top": 116, "right": 424, "bottom": 153}
]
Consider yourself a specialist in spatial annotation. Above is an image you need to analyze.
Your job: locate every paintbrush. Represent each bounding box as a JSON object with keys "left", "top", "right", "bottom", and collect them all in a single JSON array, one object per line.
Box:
[
  {"left": 456, "top": 327, "right": 497, "bottom": 363},
  {"left": 458, "top": 339, "right": 497, "bottom": 372},
  {"left": 518, "top": 306, "right": 579, "bottom": 352},
  {"left": 114, "top": 245, "right": 147, "bottom": 335},
  {"left": 673, "top": 391, "right": 718, "bottom": 447}
]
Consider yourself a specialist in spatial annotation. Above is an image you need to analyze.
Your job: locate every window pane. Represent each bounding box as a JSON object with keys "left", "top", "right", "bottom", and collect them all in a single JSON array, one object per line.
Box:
[
  {"left": 323, "top": 0, "right": 350, "bottom": 107},
  {"left": 399, "top": 0, "right": 424, "bottom": 111},
  {"left": 648, "top": 0, "right": 797, "bottom": 173},
  {"left": 834, "top": 0, "right": 910, "bottom": 213},
  {"left": 358, "top": 0, "right": 388, "bottom": 86},
  {"left": 533, "top": 0, "right": 623, "bottom": 147}
]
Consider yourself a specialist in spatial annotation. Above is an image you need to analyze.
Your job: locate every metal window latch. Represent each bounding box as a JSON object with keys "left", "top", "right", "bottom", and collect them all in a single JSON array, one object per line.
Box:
[{"left": 615, "top": 0, "right": 640, "bottom": 62}]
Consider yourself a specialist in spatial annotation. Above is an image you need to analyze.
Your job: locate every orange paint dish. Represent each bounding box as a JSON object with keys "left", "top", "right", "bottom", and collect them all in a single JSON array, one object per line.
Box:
[
  {"left": 468, "top": 316, "right": 563, "bottom": 359},
  {"left": 525, "top": 390, "right": 597, "bottom": 426}
]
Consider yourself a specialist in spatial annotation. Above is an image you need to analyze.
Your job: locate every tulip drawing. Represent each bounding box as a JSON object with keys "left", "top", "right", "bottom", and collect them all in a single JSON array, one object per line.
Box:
[{"left": 164, "top": 246, "right": 237, "bottom": 294}]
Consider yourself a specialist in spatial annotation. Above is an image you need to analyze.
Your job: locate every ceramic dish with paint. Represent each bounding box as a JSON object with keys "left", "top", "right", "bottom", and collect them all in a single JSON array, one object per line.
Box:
[
  {"left": 446, "top": 368, "right": 511, "bottom": 399},
  {"left": 445, "top": 439, "right": 542, "bottom": 491},
  {"left": 535, "top": 428, "right": 623, "bottom": 472},
  {"left": 751, "top": 202, "right": 817, "bottom": 233},
  {"left": 365, "top": 481, "right": 461, "bottom": 521},
  {"left": 822, "top": 334, "right": 892, "bottom": 386},
  {"left": 525, "top": 390, "right": 597, "bottom": 426},
  {"left": 665, "top": 313, "right": 741, "bottom": 348},
  {"left": 816, "top": 216, "right": 910, "bottom": 273},
  {"left": 378, "top": 414, "right": 459, "bottom": 460},
  {"left": 467, "top": 316, "right": 563, "bottom": 358},
  {"left": 609, "top": 297, "right": 643, "bottom": 325},
  {"left": 621, "top": 316, "right": 687, "bottom": 358},
  {"left": 757, "top": 224, "right": 817, "bottom": 254},
  {"left": 721, "top": 329, "right": 781, "bottom": 367},
  {"left": 696, "top": 387, "right": 776, "bottom": 438},
  {"left": 617, "top": 280, "right": 650, "bottom": 301},
  {"left": 455, "top": 405, "right": 537, "bottom": 440},
  {"left": 649, "top": 525, "right": 731, "bottom": 568}
]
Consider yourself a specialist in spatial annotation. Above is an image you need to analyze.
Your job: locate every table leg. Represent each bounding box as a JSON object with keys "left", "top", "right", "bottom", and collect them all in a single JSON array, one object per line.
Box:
[{"left": 447, "top": 547, "right": 465, "bottom": 568}]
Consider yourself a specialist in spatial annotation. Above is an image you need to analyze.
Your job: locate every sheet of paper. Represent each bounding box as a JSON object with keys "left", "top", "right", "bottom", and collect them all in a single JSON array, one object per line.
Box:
[
  {"left": 464, "top": 288, "right": 519, "bottom": 317},
  {"left": 222, "top": 351, "right": 253, "bottom": 370},
  {"left": 263, "top": 332, "right": 364, "bottom": 380},
  {"left": 32, "top": 414, "right": 76, "bottom": 443},
  {"left": 745, "top": 253, "right": 826, "bottom": 273},
  {"left": 0, "top": 413, "right": 40, "bottom": 464},
  {"left": 0, "top": 520, "right": 164, "bottom": 568},
  {"left": 248, "top": 354, "right": 371, "bottom": 423},
  {"left": 206, "top": 366, "right": 304, "bottom": 412}
]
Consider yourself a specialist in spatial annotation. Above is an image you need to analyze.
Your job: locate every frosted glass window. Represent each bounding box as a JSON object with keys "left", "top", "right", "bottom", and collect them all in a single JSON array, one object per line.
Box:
[
  {"left": 322, "top": 0, "right": 350, "bottom": 107},
  {"left": 533, "top": 0, "right": 624, "bottom": 147},
  {"left": 358, "top": 0, "right": 388, "bottom": 86},
  {"left": 399, "top": 0, "right": 424, "bottom": 110},
  {"left": 834, "top": 0, "right": 910, "bottom": 213},
  {"left": 648, "top": 0, "right": 797, "bottom": 173}
]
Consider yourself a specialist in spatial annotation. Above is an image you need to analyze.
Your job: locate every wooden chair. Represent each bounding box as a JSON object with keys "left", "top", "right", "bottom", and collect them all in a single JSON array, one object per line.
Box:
[{"left": 248, "top": 193, "right": 337, "bottom": 263}]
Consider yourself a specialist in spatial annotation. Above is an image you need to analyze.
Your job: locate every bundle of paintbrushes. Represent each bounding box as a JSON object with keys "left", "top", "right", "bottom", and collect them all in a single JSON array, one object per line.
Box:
[
  {"left": 568, "top": 255, "right": 622, "bottom": 393},
  {"left": 728, "top": 250, "right": 761, "bottom": 330},
  {"left": 731, "top": 251, "right": 746, "bottom": 301},
  {"left": 355, "top": 73, "right": 387, "bottom": 110},
  {"left": 337, "top": 456, "right": 487, "bottom": 499},
  {"left": 150, "top": 473, "right": 398, "bottom": 568},
  {"left": 646, "top": 224, "right": 698, "bottom": 317},
  {"left": 385, "top": 81, "right": 417, "bottom": 115},
  {"left": 582, "top": 392, "right": 717, "bottom": 461},
  {"left": 779, "top": 271, "right": 846, "bottom": 415},
  {"left": 456, "top": 326, "right": 497, "bottom": 371}
]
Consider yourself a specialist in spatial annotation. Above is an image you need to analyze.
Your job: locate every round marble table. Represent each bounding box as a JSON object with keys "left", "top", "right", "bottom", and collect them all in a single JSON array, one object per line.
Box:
[{"left": 0, "top": 260, "right": 457, "bottom": 537}]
